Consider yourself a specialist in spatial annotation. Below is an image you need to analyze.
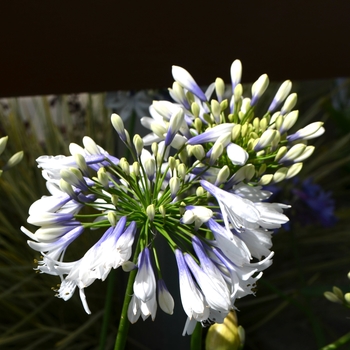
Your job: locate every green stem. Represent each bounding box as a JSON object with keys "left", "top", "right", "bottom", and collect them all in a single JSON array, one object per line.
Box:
[
  {"left": 190, "top": 322, "right": 203, "bottom": 350},
  {"left": 320, "top": 331, "right": 350, "bottom": 350},
  {"left": 99, "top": 269, "right": 116, "bottom": 350},
  {"left": 114, "top": 243, "right": 141, "bottom": 350}
]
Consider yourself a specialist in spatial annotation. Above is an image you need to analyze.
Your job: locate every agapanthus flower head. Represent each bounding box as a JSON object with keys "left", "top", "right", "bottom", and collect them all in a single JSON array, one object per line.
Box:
[{"left": 22, "top": 59, "right": 324, "bottom": 336}]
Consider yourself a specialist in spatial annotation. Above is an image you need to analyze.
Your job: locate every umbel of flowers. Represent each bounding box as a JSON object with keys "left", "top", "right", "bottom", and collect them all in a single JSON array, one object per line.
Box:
[{"left": 21, "top": 60, "right": 324, "bottom": 338}]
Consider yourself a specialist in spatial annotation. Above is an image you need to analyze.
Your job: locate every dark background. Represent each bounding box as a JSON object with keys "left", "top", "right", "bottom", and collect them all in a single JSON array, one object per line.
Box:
[{"left": 1, "top": 0, "right": 350, "bottom": 97}]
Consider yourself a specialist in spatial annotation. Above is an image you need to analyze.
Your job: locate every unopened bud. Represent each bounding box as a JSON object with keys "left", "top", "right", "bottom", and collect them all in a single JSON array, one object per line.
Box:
[
  {"left": 258, "top": 174, "right": 273, "bottom": 186},
  {"left": 281, "top": 93, "right": 297, "bottom": 115},
  {"left": 4, "top": 150, "right": 23, "bottom": 169},
  {"left": 215, "top": 165, "right": 230, "bottom": 186},
  {"left": 177, "top": 164, "right": 187, "bottom": 180},
  {"left": 0, "top": 136, "right": 8, "bottom": 156},
  {"left": 119, "top": 158, "right": 130, "bottom": 176},
  {"left": 191, "top": 145, "right": 205, "bottom": 160},
  {"left": 215, "top": 78, "right": 225, "bottom": 102},
  {"left": 107, "top": 211, "right": 117, "bottom": 226},
  {"left": 97, "top": 167, "right": 110, "bottom": 188},
  {"left": 272, "top": 167, "right": 288, "bottom": 183},
  {"left": 169, "top": 177, "right": 180, "bottom": 198},
  {"left": 133, "top": 134, "right": 144, "bottom": 156},
  {"left": 146, "top": 204, "right": 155, "bottom": 221},
  {"left": 286, "top": 162, "right": 303, "bottom": 179}
]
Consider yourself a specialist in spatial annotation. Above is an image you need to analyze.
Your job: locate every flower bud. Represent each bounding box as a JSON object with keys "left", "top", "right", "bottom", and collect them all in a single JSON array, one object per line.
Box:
[
  {"left": 258, "top": 174, "right": 273, "bottom": 186},
  {"left": 272, "top": 167, "right": 288, "bottom": 183},
  {"left": 231, "top": 124, "right": 241, "bottom": 141},
  {"left": 191, "top": 102, "right": 200, "bottom": 118},
  {"left": 281, "top": 93, "right": 297, "bottom": 115},
  {"left": 97, "top": 167, "right": 110, "bottom": 188},
  {"left": 0, "top": 136, "right": 8, "bottom": 156},
  {"left": 169, "top": 177, "right": 180, "bottom": 198},
  {"left": 279, "top": 144, "right": 306, "bottom": 163},
  {"left": 107, "top": 211, "right": 117, "bottom": 226},
  {"left": 268, "top": 80, "right": 292, "bottom": 112},
  {"left": 231, "top": 59, "right": 242, "bottom": 90},
  {"left": 215, "top": 77, "right": 225, "bottom": 102},
  {"left": 158, "top": 279, "right": 174, "bottom": 315},
  {"left": 209, "top": 143, "right": 223, "bottom": 165},
  {"left": 274, "top": 146, "right": 288, "bottom": 162},
  {"left": 254, "top": 129, "right": 276, "bottom": 151},
  {"left": 74, "top": 153, "right": 89, "bottom": 176},
  {"left": 133, "top": 134, "right": 144, "bottom": 156},
  {"left": 293, "top": 146, "right": 315, "bottom": 162},
  {"left": 4, "top": 151, "right": 23, "bottom": 169},
  {"left": 191, "top": 145, "right": 205, "bottom": 160},
  {"left": 146, "top": 204, "right": 155, "bottom": 221},
  {"left": 211, "top": 99, "right": 221, "bottom": 123},
  {"left": 286, "top": 162, "right": 303, "bottom": 179},
  {"left": 280, "top": 110, "right": 299, "bottom": 134},
  {"left": 144, "top": 158, "right": 156, "bottom": 180},
  {"left": 132, "top": 161, "right": 140, "bottom": 177},
  {"left": 177, "top": 164, "right": 187, "bottom": 180},
  {"left": 119, "top": 158, "right": 130, "bottom": 176},
  {"left": 111, "top": 113, "right": 126, "bottom": 141},
  {"left": 215, "top": 165, "right": 230, "bottom": 186},
  {"left": 251, "top": 74, "right": 269, "bottom": 106}
]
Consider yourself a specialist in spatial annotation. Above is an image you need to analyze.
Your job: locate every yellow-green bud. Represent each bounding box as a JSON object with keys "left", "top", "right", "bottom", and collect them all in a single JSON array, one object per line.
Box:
[
  {"left": 206, "top": 311, "right": 241, "bottom": 350},
  {"left": 111, "top": 194, "right": 118, "bottom": 207},
  {"left": 119, "top": 157, "right": 130, "bottom": 176},
  {"left": 5, "top": 150, "right": 23, "bottom": 169},
  {"left": 286, "top": 162, "right": 303, "bottom": 179},
  {"left": 144, "top": 158, "right": 156, "bottom": 179},
  {"left": 293, "top": 146, "right": 315, "bottom": 162},
  {"left": 191, "top": 145, "right": 205, "bottom": 160},
  {"left": 220, "top": 99, "right": 228, "bottom": 111},
  {"left": 333, "top": 286, "right": 344, "bottom": 300},
  {"left": 234, "top": 84, "right": 243, "bottom": 103},
  {"left": 280, "top": 144, "right": 306, "bottom": 163},
  {"left": 258, "top": 174, "right": 273, "bottom": 186},
  {"left": 259, "top": 118, "right": 268, "bottom": 133},
  {"left": 241, "top": 123, "right": 248, "bottom": 137},
  {"left": 216, "top": 165, "right": 230, "bottom": 186},
  {"left": 4, "top": 151, "right": 23, "bottom": 169},
  {"left": 107, "top": 211, "right": 117, "bottom": 226},
  {"left": 111, "top": 113, "right": 125, "bottom": 135},
  {"left": 272, "top": 167, "right": 288, "bottom": 183},
  {"left": 231, "top": 124, "right": 241, "bottom": 141},
  {"left": 97, "top": 167, "right": 110, "bottom": 188},
  {"left": 324, "top": 291, "right": 342, "bottom": 304},
  {"left": 215, "top": 77, "right": 225, "bottom": 100},
  {"left": 133, "top": 134, "right": 144, "bottom": 156},
  {"left": 280, "top": 110, "right": 299, "bottom": 133},
  {"left": 168, "top": 156, "right": 176, "bottom": 171},
  {"left": 151, "top": 142, "right": 158, "bottom": 157},
  {"left": 191, "top": 102, "right": 200, "bottom": 118},
  {"left": 0, "top": 136, "right": 8, "bottom": 156},
  {"left": 169, "top": 177, "right": 180, "bottom": 198},
  {"left": 132, "top": 161, "right": 140, "bottom": 177},
  {"left": 196, "top": 186, "right": 204, "bottom": 197},
  {"left": 74, "top": 153, "right": 89, "bottom": 175},
  {"left": 257, "top": 164, "right": 267, "bottom": 177},
  {"left": 194, "top": 117, "right": 202, "bottom": 133},
  {"left": 146, "top": 204, "right": 155, "bottom": 221},
  {"left": 177, "top": 164, "right": 187, "bottom": 180},
  {"left": 274, "top": 146, "right": 288, "bottom": 162},
  {"left": 159, "top": 205, "right": 166, "bottom": 218},
  {"left": 281, "top": 93, "right": 297, "bottom": 114},
  {"left": 209, "top": 143, "right": 223, "bottom": 165},
  {"left": 253, "top": 117, "right": 260, "bottom": 131},
  {"left": 59, "top": 178, "right": 77, "bottom": 199},
  {"left": 211, "top": 99, "right": 221, "bottom": 123}
]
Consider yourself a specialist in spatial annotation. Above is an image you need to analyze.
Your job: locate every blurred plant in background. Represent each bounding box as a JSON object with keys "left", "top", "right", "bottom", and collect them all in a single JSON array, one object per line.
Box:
[{"left": 0, "top": 76, "right": 350, "bottom": 350}]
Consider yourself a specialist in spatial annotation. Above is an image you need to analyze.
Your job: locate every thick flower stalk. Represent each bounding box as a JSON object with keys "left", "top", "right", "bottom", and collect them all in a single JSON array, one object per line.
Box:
[{"left": 22, "top": 60, "right": 324, "bottom": 340}]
